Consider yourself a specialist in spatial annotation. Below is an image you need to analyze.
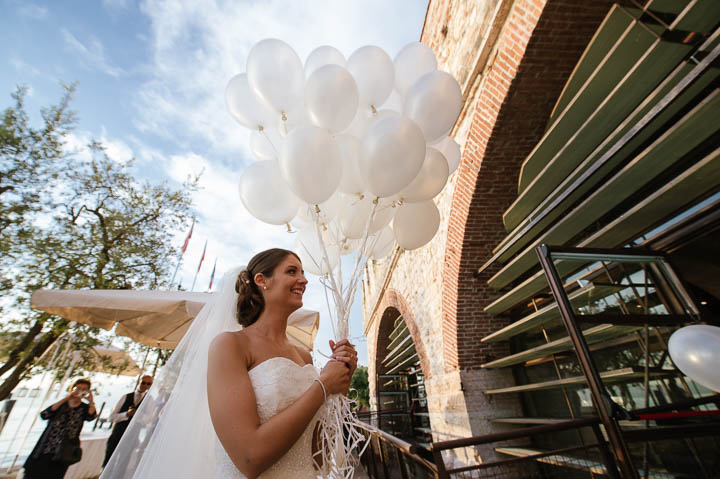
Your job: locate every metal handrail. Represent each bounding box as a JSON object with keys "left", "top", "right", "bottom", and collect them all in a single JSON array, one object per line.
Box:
[{"left": 429, "top": 417, "right": 601, "bottom": 451}]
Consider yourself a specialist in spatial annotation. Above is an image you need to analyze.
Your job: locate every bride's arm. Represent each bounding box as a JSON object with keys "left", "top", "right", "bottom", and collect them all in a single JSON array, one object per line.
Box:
[{"left": 207, "top": 332, "right": 350, "bottom": 479}]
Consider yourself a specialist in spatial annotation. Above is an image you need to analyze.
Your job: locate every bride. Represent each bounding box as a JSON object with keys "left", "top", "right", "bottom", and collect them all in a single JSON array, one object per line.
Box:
[{"left": 100, "top": 248, "right": 358, "bottom": 479}]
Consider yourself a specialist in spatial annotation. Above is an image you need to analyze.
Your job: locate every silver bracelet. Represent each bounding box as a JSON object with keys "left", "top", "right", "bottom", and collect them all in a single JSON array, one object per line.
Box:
[{"left": 314, "top": 378, "right": 327, "bottom": 402}]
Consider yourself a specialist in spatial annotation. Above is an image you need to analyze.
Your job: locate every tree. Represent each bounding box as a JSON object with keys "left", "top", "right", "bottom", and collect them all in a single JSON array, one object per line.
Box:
[
  {"left": 351, "top": 366, "right": 369, "bottom": 409},
  {"left": 0, "top": 84, "right": 75, "bottom": 263},
  {"left": 0, "top": 87, "right": 197, "bottom": 400}
]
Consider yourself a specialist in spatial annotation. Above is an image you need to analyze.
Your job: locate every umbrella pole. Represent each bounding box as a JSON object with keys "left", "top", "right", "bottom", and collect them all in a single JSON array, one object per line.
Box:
[
  {"left": 135, "top": 346, "right": 151, "bottom": 389},
  {"left": 151, "top": 346, "right": 162, "bottom": 377}
]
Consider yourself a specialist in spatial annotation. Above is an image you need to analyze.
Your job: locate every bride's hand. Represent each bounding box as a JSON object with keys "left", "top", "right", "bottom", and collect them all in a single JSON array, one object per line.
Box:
[
  {"left": 329, "top": 339, "right": 358, "bottom": 377},
  {"left": 319, "top": 360, "right": 352, "bottom": 396}
]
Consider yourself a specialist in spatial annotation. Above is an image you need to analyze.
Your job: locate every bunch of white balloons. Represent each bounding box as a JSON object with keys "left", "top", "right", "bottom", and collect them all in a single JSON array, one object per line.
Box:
[{"left": 231, "top": 39, "right": 463, "bottom": 281}]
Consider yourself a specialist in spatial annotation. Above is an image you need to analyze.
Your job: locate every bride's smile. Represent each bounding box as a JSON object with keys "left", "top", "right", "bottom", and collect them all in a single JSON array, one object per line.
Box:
[{"left": 262, "top": 255, "right": 307, "bottom": 309}]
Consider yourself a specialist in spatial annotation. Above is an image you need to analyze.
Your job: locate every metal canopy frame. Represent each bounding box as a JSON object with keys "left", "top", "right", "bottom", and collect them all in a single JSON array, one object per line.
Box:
[{"left": 535, "top": 243, "right": 702, "bottom": 479}]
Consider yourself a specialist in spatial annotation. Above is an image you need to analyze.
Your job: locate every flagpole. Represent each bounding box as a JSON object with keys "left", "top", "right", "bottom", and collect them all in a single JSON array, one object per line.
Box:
[
  {"left": 191, "top": 239, "right": 207, "bottom": 292},
  {"left": 171, "top": 218, "right": 195, "bottom": 288},
  {"left": 207, "top": 258, "right": 217, "bottom": 292},
  {"left": 170, "top": 256, "right": 183, "bottom": 287},
  {"left": 190, "top": 271, "right": 199, "bottom": 292}
]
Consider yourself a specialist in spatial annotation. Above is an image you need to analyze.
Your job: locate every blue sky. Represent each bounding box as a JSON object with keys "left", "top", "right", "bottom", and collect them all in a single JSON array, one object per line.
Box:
[{"left": 1, "top": 0, "right": 430, "bottom": 367}]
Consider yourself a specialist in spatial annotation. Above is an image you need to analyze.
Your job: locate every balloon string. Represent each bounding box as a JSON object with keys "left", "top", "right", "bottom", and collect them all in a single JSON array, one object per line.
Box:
[{"left": 260, "top": 129, "right": 279, "bottom": 157}]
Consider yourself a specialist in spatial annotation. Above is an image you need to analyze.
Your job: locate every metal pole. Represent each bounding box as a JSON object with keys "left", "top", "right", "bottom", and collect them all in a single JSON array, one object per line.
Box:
[
  {"left": 151, "top": 346, "right": 162, "bottom": 377},
  {"left": 135, "top": 347, "right": 151, "bottom": 389},
  {"left": 536, "top": 244, "right": 638, "bottom": 479},
  {"left": 170, "top": 256, "right": 182, "bottom": 288}
]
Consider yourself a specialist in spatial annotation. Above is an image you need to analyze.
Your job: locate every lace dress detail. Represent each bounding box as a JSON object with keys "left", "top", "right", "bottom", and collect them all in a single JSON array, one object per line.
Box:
[{"left": 214, "top": 357, "right": 326, "bottom": 478}]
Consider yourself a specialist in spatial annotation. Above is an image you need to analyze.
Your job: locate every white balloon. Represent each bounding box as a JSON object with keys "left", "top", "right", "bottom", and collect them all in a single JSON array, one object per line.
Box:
[
  {"left": 305, "top": 45, "right": 346, "bottom": 78},
  {"left": 249, "top": 129, "right": 282, "bottom": 161},
  {"left": 225, "top": 73, "right": 274, "bottom": 130},
  {"left": 335, "top": 134, "right": 366, "bottom": 195},
  {"left": 347, "top": 46, "right": 395, "bottom": 109},
  {"left": 344, "top": 107, "right": 399, "bottom": 140},
  {"left": 305, "top": 65, "right": 359, "bottom": 132},
  {"left": 238, "top": 161, "right": 300, "bottom": 225},
  {"left": 279, "top": 125, "right": 342, "bottom": 204},
  {"left": 363, "top": 109, "right": 400, "bottom": 139},
  {"left": 294, "top": 227, "right": 339, "bottom": 276},
  {"left": 368, "top": 225, "right": 395, "bottom": 259},
  {"left": 393, "top": 200, "right": 440, "bottom": 250},
  {"left": 404, "top": 70, "right": 462, "bottom": 143},
  {"left": 380, "top": 89, "right": 403, "bottom": 114},
  {"left": 294, "top": 194, "right": 343, "bottom": 226},
  {"left": 434, "top": 136, "right": 461, "bottom": 174},
  {"left": 247, "top": 39, "right": 304, "bottom": 113},
  {"left": 339, "top": 195, "right": 395, "bottom": 239},
  {"left": 338, "top": 237, "right": 360, "bottom": 256},
  {"left": 277, "top": 103, "right": 310, "bottom": 138},
  {"left": 398, "top": 147, "right": 449, "bottom": 202},
  {"left": 394, "top": 42, "right": 438, "bottom": 100},
  {"left": 360, "top": 116, "right": 426, "bottom": 198},
  {"left": 669, "top": 325, "right": 720, "bottom": 391}
]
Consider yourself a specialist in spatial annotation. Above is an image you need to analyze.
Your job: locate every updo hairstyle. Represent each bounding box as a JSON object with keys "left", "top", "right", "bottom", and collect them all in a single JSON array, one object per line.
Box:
[{"left": 235, "top": 248, "right": 301, "bottom": 327}]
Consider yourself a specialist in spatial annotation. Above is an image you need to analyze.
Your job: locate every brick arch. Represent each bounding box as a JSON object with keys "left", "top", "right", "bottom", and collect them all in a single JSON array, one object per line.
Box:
[
  {"left": 369, "top": 289, "right": 432, "bottom": 401},
  {"left": 439, "top": 0, "right": 615, "bottom": 372}
]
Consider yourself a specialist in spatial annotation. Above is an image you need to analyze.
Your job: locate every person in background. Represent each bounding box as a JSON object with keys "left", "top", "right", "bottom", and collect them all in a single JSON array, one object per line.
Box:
[
  {"left": 102, "top": 374, "right": 153, "bottom": 467},
  {"left": 24, "top": 378, "right": 97, "bottom": 479}
]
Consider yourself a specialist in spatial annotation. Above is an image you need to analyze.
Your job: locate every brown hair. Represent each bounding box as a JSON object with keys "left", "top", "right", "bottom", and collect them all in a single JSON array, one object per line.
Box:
[
  {"left": 69, "top": 378, "right": 92, "bottom": 391},
  {"left": 235, "top": 248, "right": 301, "bottom": 327}
]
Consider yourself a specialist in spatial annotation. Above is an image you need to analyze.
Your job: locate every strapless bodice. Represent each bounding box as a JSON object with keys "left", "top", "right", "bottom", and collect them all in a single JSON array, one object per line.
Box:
[{"left": 213, "top": 357, "right": 325, "bottom": 478}]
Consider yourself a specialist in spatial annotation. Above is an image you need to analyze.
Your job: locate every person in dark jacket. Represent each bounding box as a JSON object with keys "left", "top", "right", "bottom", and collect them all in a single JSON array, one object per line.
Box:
[
  {"left": 102, "top": 374, "right": 153, "bottom": 466},
  {"left": 24, "top": 378, "right": 97, "bottom": 479}
]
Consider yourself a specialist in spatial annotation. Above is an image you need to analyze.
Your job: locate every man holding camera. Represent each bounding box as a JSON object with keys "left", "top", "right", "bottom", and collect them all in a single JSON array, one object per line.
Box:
[{"left": 102, "top": 375, "right": 153, "bottom": 467}]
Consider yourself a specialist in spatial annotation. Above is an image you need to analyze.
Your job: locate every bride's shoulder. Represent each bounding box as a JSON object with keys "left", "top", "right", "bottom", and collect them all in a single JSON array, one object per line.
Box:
[{"left": 209, "top": 331, "right": 250, "bottom": 363}]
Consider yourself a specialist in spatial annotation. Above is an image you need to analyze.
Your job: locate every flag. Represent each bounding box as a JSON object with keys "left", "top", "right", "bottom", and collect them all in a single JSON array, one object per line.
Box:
[
  {"left": 181, "top": 218, "right": 195, "bottom": 254},
  {"left": 197, "top": 240, "right": 207, "bottom": 273},
  {"left": 208, "top": 259, "right": 217, "bottom": 291}
]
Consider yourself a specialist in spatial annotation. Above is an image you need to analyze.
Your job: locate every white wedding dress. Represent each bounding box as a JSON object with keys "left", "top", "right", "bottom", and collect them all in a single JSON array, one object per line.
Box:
[
  {"left": 99, "top": 268, "right": 336, "bottom": 479},
  {"left": 214, "top": 357, "right": 328, "bottom": 479}
]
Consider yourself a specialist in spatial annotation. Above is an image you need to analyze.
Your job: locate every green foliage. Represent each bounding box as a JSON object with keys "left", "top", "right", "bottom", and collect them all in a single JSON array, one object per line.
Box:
[
  {"left": 351, "top": 366, "right": 369, "bottom": 409},
  {"left": 0, "top": 84, "right": 197, "bottom": 399}
]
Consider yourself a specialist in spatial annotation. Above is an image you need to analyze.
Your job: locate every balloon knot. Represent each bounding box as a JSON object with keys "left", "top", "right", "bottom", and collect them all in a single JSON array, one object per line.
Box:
[
  {"left": 258, "top": 125, "right": 264, "bottom": 132},
  {"left": 314, "top": 204, "right": 321, "bottom": 214},
  {"left": 372, "top": 197, "right": 379, "bottom": 205},
  {"left": 370, "top": 104, "right": 377, "bottom": 115},
  {"left": 286, "top": 223, "right": 292, "bottom": 233},
  {"left": 281, "top": 112, "right": 287, "bottom": 121}
]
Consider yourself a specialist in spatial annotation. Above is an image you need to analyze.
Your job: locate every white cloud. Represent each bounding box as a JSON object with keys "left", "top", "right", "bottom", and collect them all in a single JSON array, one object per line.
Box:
[
  {"left": 17, "top": 3, "right": 47, "bottom": 19},
  {"left": 102, "top": 0, "right": 132, "bottom": 11},
  {"left": 61, "top": 28, "right": 125, "bottom": 77},
  {"left": 9, "top": 57, "right": 42, "bottom": 77}
]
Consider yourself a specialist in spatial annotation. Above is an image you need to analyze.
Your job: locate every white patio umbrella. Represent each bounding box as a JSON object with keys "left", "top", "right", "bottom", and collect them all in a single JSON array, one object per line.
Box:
[
  {"left": 30, "top": 289, "right": 319, "bottom": 351},
  {"left": 91, "top": 346, "right": 141, "bottom": 376}
]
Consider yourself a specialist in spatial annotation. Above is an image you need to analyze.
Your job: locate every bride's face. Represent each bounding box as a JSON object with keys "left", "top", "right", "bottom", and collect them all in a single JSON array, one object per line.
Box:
[{"left": 263, "top": 254, "right": 307, "bottom": 310}]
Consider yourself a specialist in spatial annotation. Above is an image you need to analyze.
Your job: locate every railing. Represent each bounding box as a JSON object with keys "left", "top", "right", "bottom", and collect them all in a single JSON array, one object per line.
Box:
[
  {"left": 429, "top": 417, "right": 616, "bottom": 479},
  {"left": 358, "top": 421, "right": 438, "bottom": 479},
  {"left": 359, "top": 398, "right": 720, "bottom": 478}
]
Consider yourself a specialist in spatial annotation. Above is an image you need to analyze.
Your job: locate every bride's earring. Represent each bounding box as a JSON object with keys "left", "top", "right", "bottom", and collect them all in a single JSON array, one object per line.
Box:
[{"left": 263, "top": 286, "right": 267, "bottom": 290}]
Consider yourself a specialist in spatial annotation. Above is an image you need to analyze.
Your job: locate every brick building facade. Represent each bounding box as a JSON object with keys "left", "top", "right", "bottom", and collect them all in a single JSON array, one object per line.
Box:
[{"left": 362, "top": 0, "right": 618, "bottom": 463}]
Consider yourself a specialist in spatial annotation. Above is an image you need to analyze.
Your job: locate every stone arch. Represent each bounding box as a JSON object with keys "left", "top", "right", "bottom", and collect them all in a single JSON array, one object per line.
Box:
[
  {"left": 437, "top": 0, "right": 616, "bottom": 372},
  {"left": 368, "top": 289, "right": 431, "bottom": 405}
]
